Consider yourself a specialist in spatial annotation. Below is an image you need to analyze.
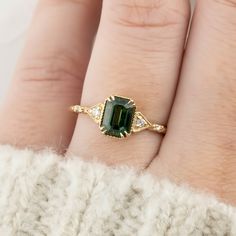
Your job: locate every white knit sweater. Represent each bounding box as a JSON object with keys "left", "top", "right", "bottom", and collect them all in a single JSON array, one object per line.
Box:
[{"left": 0, "top": 145, "right": 235, "bottom": 236}]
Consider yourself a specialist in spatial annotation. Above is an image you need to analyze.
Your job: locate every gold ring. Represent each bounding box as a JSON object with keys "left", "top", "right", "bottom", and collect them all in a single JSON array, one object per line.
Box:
[{"left": 70, "top": 95, "right": 167, "bottom": 139}]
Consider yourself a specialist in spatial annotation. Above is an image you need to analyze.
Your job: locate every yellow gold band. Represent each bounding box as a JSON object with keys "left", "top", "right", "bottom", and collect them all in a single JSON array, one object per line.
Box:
[{"left": 70, "top": 95, "right": 167, "bottom": 138}]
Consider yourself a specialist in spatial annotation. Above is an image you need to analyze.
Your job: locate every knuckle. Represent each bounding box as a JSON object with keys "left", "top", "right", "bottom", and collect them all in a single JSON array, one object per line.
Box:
[
  {"left": 39, "top": 0, "right": 92, "bottom": 7},
  {"left": 206, "top": 0, "right": 236, "bottom": 33},
  {"left": 107, "top": 0, "right": 190, "bottom": 29},
  {"left": 213, "top": 0, "right": 236, "bottom": 7},
  {"left": 16, "top": 52, "right": 85, "bottom": 100}
]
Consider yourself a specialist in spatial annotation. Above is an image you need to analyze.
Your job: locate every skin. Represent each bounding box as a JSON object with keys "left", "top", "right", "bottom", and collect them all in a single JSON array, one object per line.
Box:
[{"left": 0, "top": 0, "right": 235, "bottom": 205}]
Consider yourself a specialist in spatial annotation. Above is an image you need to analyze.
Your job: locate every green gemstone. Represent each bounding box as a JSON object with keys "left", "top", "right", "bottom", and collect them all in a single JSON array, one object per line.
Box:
[{"left": 100, "top": 96, "right": 136, "bottom": 138}]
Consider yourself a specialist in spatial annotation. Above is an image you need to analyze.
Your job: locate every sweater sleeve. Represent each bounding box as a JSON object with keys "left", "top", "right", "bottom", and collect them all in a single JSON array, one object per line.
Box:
[{"left": 0, "top": 145, "right": 235, "bottom": 236}]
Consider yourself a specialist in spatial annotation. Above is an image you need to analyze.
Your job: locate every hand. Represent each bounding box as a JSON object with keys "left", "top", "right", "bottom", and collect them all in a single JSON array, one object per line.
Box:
[{"left": 0, "top": 0, "right": 235, "bottom": 205}]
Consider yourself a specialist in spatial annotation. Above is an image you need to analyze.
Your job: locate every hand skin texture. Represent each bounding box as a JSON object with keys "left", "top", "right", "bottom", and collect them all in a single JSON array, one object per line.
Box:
[{"left": 0, "top": 0, "right": 235, "bottom": 205}]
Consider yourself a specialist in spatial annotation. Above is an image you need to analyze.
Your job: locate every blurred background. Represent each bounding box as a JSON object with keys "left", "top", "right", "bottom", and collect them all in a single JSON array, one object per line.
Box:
[{"left": 0, "top": 0, "right": 195, "bottom": 102}]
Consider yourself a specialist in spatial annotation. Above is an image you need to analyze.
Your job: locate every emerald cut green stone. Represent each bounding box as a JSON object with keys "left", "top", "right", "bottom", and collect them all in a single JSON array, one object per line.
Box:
[{"left": 100, "top": 96, "right": 136, "bottom": 138}]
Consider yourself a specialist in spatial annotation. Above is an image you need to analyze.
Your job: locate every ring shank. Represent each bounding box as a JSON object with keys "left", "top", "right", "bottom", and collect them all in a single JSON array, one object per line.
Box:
[
  {"left": 70, "top": 104, "right": 167, "bottom": 135},
  {"left": 149, "top": 124, "right": 167, "bottom": 134}
]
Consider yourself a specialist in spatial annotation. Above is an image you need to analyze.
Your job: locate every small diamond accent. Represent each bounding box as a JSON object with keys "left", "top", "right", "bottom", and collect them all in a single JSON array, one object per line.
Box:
[
  {"left": 72, "top": 105, "right": 83, "bottom": 113},
  {"left": 152, "top": 124, "right": 165, "bottom": 133},
  {"left": 135, "top": 117, "right": 147, "bottom": 128},
  {"left": 90, "top": 107, "right": 101, "bottom": 119}
]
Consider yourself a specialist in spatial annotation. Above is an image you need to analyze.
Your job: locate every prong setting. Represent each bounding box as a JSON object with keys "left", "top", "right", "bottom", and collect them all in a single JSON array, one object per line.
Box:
[{"left": 99, "top": 96, "right": 136, "bottom": 138}]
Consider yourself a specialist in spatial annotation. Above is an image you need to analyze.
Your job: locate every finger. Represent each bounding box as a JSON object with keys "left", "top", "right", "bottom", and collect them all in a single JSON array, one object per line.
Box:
[
  {"left": 150, "top": 0, "right": 236, "bottom": 203},
  {"left": 0, "top": 0, "right": 101, "bottom": 152},
  {"left": 69, "top": 0, "right": 190, "bottom": 168}
]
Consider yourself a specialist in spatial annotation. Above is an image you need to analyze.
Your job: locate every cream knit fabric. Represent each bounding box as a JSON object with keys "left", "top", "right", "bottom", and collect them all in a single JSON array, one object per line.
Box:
[{"left": 0, "top": 145, "right": 235, "bottom": 236}]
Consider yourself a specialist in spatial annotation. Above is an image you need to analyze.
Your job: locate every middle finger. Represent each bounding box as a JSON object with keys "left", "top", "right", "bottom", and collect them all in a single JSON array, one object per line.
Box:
[{"left": 150, "top": 0, "right": 236, "bottom": 202}]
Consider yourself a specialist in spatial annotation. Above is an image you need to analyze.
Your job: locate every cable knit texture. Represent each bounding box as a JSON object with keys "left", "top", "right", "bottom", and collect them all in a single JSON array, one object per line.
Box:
[{"left": 0, "top": 146, "right": 236, "bottom": 236}]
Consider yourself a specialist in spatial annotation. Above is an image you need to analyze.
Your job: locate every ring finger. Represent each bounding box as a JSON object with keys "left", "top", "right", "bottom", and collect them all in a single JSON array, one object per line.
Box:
[
  {"left": 150, "top": 0, "right": 236, "bottom": 203},
  {"left": 69, "top": 0, "right": 190, "bottom": 168}
]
